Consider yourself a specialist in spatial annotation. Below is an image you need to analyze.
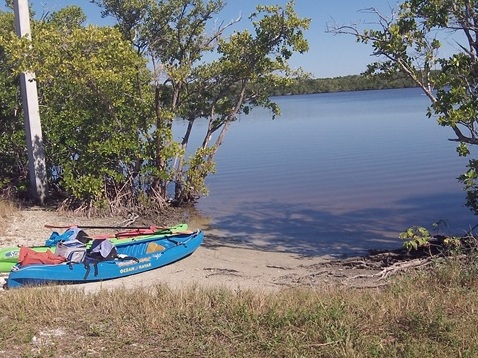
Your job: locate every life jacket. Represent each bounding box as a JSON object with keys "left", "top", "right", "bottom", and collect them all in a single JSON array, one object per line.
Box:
[
  {"left": 18, "top": 246, "right": 66, "bottom": 267},
  {"left": 45, "top": 227, "right": 90, "bottom": 246},
  {"left": 83, "top": 239, "right": 118, "bottom": 280},
  {"left": 87, "top": 239, "right": 118, "bottom": 261},
  {"left": 55, "top": 239, "right": 87, "bottom": 264}
]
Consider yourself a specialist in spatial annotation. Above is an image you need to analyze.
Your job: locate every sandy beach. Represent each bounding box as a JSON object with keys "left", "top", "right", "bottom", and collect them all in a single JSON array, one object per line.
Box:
[{"left": 0, "top": 208, "right": 391, "bottom": 292}]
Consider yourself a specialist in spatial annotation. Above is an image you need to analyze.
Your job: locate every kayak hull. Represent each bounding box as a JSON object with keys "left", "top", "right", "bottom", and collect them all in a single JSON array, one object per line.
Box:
[
  {"left": 0, "top": 224, "right": 188, "bottom": 273},
  {"left": 5, "top": 230, "right": 203, "bottom": 289}
]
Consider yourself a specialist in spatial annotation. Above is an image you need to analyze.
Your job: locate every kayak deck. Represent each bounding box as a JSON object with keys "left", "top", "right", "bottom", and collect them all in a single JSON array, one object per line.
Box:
[{"left": 5, "top": 230, "right": 203, "bottom": 289}]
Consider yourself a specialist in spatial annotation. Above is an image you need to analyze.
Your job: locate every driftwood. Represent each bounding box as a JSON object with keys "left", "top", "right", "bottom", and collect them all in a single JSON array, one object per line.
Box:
[
  {"left": 292, "top": 244, "right": 464, "bottom": 289},
  {"left": 347, "top": 257, "right": 433, "bottom": 281}
]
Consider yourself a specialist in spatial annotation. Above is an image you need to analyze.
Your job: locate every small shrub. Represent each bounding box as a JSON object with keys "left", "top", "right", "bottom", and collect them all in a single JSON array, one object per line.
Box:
[{"left": 399, "top": 226, "right": 432, "bottom": 252}]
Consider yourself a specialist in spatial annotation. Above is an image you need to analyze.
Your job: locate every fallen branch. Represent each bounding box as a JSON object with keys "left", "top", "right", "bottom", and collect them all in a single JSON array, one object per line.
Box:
[
  {"left": 347, "top": 257, "right": 433, "bottom": 281},
  {"left": 115, "top": 214, "right": 139, "bottom": 227}
]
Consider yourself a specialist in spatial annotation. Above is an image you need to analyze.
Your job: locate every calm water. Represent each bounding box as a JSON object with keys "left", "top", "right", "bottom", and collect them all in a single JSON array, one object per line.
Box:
[{"left": 174, "top": 88, "right": 477, "bottom": 257}]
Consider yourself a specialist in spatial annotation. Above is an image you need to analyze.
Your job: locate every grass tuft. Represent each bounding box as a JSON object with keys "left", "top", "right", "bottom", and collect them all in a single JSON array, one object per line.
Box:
[{"left": 0, "top": 199, "right": 17, "bottom": 236}]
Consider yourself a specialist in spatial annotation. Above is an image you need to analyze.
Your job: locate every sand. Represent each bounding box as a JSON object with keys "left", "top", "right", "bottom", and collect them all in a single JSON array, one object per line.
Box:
[{"left": 0, "top": 208, "right": 391, "bottom": 293}]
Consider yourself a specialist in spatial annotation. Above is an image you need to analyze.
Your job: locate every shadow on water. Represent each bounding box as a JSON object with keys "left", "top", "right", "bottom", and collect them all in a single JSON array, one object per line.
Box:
[{"left": 194, "top": 192, "right": 477, "bottom": 258}]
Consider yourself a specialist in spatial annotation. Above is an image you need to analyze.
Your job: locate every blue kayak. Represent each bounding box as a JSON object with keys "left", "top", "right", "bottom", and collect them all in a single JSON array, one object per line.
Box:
[
  {"left": 0, "top": 223, "right": 189, "bottom": 273},
  {"left": 5, "top": 230, "right": 203, "bottom": 289}
]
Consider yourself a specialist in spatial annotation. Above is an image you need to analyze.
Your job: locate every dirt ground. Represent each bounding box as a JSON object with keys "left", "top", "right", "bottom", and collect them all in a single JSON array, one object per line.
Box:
[{"left": 0, "top": 208, "right": 414, "bottom": 293}]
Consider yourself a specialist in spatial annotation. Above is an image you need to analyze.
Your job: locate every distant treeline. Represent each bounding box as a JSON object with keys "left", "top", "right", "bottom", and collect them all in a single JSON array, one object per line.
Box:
[{"left": 269, "top": 72, "right": 420, "bottom": 96}]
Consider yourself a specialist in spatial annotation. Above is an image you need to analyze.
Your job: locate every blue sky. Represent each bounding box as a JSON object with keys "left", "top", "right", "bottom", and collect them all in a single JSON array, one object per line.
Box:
[{"left": 4, "top": 1, "right": 407, "bottom": 78}]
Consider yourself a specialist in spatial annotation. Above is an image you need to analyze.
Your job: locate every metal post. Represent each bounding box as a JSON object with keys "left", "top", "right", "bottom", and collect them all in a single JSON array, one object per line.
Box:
[{"left": 13, "top": 0, "right": 47, "bottom": 204}]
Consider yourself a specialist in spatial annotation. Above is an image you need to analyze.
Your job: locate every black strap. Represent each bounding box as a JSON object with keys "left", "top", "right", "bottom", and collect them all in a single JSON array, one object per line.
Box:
[
  {"left": 118, "top": 255, "right": 139, "bottom": 262},
  {"left": 83, "top": 262, "right": 91, "bottom": 280},
  {"left": 166, "top": 237, "right": 185, "bottom": 246},
  {"left": 83, "top": 260, "right": 100, "bottom": 280},
  {"left": 83, "top": 255, "right": 139, "bottom": 280},
  {"left": 83, "top": 254, "right": 101, "bottom": 280}
]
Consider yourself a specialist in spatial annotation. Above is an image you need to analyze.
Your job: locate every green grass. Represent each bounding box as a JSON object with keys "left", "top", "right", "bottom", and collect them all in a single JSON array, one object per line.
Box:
[{"left": 1, "top": 257, "right": 478, "bottom": 357}]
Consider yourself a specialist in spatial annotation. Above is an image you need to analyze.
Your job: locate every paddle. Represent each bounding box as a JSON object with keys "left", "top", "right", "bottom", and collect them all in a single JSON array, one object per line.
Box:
[
  {"left": 44, "top": 224, "right": 166, "bottom": 230},
  {"left": 43, "top": 224, "right": 195, "bottom": 239},
  {"left": 9, "top": 229, "right": 195, "bottom": 250},
  {"left": 112, "top": 228, "right": 194, "bottom": 238}
]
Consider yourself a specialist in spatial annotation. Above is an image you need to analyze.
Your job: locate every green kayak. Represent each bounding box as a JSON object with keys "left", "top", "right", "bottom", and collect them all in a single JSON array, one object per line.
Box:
[{"left": 0, "top": 223, "right": 188, "bottom": 273}]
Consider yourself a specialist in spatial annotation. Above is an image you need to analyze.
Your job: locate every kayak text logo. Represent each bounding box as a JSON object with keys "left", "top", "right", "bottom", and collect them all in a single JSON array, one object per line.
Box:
[{"left": 5, "top": 251, "right": 19, "bottom": 258}]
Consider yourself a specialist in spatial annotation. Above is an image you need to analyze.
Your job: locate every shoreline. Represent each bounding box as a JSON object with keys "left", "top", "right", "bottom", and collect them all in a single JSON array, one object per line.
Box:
[{"left": 0, "top": 208, "right": 394, "bottom": 293}]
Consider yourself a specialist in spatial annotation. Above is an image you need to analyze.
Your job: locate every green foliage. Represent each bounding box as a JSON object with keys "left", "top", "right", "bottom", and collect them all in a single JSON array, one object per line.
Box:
[
  {"left": 459, "top": 159, "right": 478, "bottom": 214},
  {"left": 175, "top": 146, "right": 216, "bottom": 203},
  {"left": 94, "top": 0, "right": 230, "bottom": 205},
  {"left": 400, "top": 226, "right": 432, "bottom": 251},
  {"left": 97, "top": 0, "right": 310, "bottom": 206},
  {"left": 0, "top": 1, "right": 310, "bottom": 210},
  {"left": 400, "top": 219, "right": 477, "bottom": 257},
  {"left": 269, "top": 72, "right": 419, "bottom": 96},
  {"left": 45, "top": 5, "right": 87, "bottom": 28},
  {"left": 34, "top": 24, "right": 152, "bottom": 207},
  {"left": 442, "top": 236, "right": 464, "bottom": 256},
  {"left": 1, "top": 7, "right": 155, "bottom": 208},
  {"left": 0, "top": 11, "right": 29, "bottom": 197}
]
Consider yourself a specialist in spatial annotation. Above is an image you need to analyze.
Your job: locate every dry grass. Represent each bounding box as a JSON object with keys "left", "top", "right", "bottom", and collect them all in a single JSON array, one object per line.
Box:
[
  {"left": 1, "top": 257, "right": 478, "bottom": 357},
  {"left": 0, "top": 200, "right": 17, "bottom": 236}
]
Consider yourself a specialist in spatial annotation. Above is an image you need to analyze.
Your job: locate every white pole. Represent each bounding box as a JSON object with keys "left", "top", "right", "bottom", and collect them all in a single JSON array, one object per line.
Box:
[{"left": 13, "top": 0, "right": 47, "bottom": 204}]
